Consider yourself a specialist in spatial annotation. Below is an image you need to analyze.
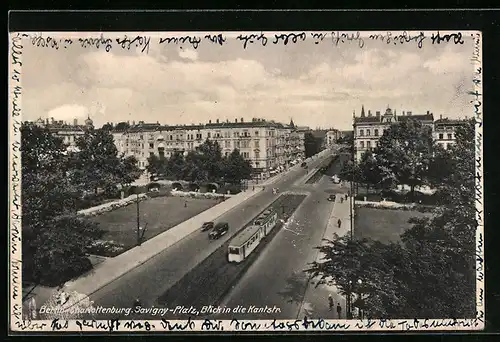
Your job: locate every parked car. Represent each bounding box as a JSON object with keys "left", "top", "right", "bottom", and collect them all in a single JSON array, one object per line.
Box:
[
  {"left": 301, "top": 162, "right": 307, "bottom": 168},
  {"left": 201, "top": 221, "right": 214, "bottom": 232},
  {"left": 327, "top": 194, "right": 336, "bottom": 202},
  {"left": 209, "top": 222, "right": 229, "bottom": 239}
]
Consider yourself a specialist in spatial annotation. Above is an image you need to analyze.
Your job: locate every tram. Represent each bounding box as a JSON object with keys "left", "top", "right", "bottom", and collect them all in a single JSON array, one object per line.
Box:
[{"left": 227, "top": 209, "right": 278, "bottom": 263}]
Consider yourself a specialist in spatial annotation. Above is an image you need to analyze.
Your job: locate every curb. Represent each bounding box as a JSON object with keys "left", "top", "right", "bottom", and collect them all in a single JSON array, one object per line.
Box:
[{"left": 64, "top": 189, "right": 263, "bottom": 299}]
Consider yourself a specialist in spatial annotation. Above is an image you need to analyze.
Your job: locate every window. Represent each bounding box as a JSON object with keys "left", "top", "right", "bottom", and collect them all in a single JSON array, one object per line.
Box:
[
  {"left": 374, "top": 129, "right": 379, "bottom": 136},
  {"left": 254, "top": 140, "right": 259, "bottom": 148},
  {"left": 360, "top": 141, "right": 365, "bottom": 148},
  {"left": 255, "top": 152, "right": 260, "bottom": 160},
  {"left": 367, "top": 129, "right": 371, "bottom": 136},
  {"left": 149, "top": 143, "right": 154, "bottom": 148},
  {"left": 439, "top": 133, "right": 443, "bottom": 139},
  {"left": 367, "top": 141, "right": 371, "bottom": 148},
  {"left": 225, "top": 140, "right": 231, "bottom": 148},
  {"left": 207, "top": 132, "right": 211, "bottom": 138},
  {"left": 359, "top": 129, "right": 364, "bottom": 136},
  {"left": 255, "top": 131, "right": 259, "bottom": 136},
  {"left": 447, "top": 133, "right": 452, "bottom": 140}
]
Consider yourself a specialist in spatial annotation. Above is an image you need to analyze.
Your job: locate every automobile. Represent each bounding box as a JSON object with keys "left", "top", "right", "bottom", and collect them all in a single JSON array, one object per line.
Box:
[
  {"left": 300, "top": 162, "right": 307, "bottom": 168},
  {"left": 331, "top": 175, "right": 341, "bottom": 184},
  {"left": 201, "top": 221, "right": 214, "bottom": 232},
  {"left": 327, "top": 194, "right": 336, "bottom": 202},
  {"left": 209, "top": 222, "right": 229, "bottom": 240}
]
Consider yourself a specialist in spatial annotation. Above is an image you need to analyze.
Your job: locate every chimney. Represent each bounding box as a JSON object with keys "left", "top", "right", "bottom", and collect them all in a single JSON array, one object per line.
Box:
[
  {"left": 240, "top": 118, "right": 244, "bottom": 123},
  {"left": 226, "top": 119, "right": 229, "bottom": 123},
  {"left": 209, "top": 120, "right": 212, "bottom": 124},
  {"left": 235, "top": 118, "right": 238, "bottom": 123},
  {"left": 127, "top": 120, "right": 130, "bottom": 125},
  {"left": 407, "top": 111, "right": 412, "bottom": 116},
  {"left": 427, "top": 110, "right": 430, "bottom": 115},
  {"left": 132, "top": 120, "right": 136, "bottom": 125},
  {"left": 368, "top": 110, "right": 372, "bottom": 117},
  {"left": 46, "top": 118, "right": 49, "bottom": 125},
  {"left": 440, "top": 114, "right": 443, "bottom": 120},
  {"left": 402, "top": 111, "right": 405, "bottom": 116},
  {"left": 51, "top": 117, "right": 55, "bottom": 124},
  {"left": 216, "top": 119, "right": 219, "bottom": 123}
]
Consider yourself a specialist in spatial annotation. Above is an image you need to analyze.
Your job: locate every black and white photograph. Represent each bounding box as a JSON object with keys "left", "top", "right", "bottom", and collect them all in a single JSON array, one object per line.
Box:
[{"left": 9, "top": 29, "right": 484, "bottom": 332}]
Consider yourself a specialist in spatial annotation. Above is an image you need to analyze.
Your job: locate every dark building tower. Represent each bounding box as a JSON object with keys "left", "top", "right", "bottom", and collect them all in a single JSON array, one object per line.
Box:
[
  {"left": 361, "top": 105, "right": 366, "bottom": 118},
  {"left": 289, "top": 118, "right": 295, "bottom": 129}
]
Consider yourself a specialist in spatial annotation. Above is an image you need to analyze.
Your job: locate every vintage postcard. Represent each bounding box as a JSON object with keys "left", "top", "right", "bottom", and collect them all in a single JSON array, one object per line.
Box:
[{"left": 9, "top": 29, "right": 484, "bottom": 333}]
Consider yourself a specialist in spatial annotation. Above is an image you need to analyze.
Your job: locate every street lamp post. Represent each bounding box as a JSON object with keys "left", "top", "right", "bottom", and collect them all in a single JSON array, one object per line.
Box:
[{"left": 136, "top": 192, "right": 141, "bottom": 246}]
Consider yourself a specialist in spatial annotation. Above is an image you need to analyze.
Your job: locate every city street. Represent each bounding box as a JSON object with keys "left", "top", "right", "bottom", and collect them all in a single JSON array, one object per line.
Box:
[
  {"left": 214, "top": 153, "right": 350, "bottom": 320},
  {"left": 89, "top": 151, "right": 336, "bottom": 317}
]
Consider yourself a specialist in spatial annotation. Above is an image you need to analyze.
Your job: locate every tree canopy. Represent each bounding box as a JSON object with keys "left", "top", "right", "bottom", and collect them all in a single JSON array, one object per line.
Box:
[
  {"left": 374, "top": 119, "right": 435, "bottom": 196},
  {"left": 147, "top": 139, "right": 253, "bottom": 185},
  {"left": 21, "top": 125, "right": 103, "bottom": 287},
  {"left": 306, "top": 119, "right": 477, "bottom": 319}
]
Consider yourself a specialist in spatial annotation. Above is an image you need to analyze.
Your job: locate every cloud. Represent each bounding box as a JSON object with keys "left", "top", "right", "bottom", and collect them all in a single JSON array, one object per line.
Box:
[
  {"left": 21, "top": 35, "right": 473, "bottom": 130},
  {"left": 47, "top": 104, "right": 89, "bottom": 122},
  {"left": 178, "top": 47, "right": 198, "bottom": 61}
]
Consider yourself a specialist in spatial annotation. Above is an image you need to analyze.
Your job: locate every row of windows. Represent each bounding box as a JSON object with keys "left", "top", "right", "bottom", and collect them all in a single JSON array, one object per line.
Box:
[
  {"left": 358, "top": 129, "right": 380, "bottom": 137},
  {"left": 438, "top": 133, "right": 453, "bottom": 140},
  {"left": 358, "top": 141, "right": 377, "bottom": 149}
]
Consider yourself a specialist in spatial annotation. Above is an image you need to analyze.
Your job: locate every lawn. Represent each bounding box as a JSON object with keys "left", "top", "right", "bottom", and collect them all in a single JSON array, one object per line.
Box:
[
  {"left": 354, "top": 207, "right": 433, "bottom": 243},
  {"left": 89, "top": 196, "right": 219, "bottom": 256}
]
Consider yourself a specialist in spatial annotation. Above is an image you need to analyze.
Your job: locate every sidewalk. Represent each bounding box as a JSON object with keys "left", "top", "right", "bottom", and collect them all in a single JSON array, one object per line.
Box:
[
  {"left": 61, "top": 188, "right": 261, "bottom": 299},
  {"left": 297, "top": 193, "right": 353, "bottom": 320}
]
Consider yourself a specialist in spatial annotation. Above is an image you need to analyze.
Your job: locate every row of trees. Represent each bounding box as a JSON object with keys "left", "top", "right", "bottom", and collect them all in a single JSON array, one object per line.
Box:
[
  {"left": 307, "top": 119, "right": 477, "bottom": 318},
  {"left": 146, "top": 139, "right": 253, "bottom": 185},
  {"left": 339, "top": 120, "right": 452, "bottom": 199},
  {"left": 304, "top": 132, "right": 324, "bottom": 158},
  {"left": 21, "top": 125, "right": 142, "bottom": 287}
]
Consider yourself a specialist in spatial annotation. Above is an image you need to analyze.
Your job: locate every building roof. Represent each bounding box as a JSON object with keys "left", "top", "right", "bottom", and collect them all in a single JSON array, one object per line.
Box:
[
  {"left": 434, "top": 118, "right": 467, "bottom": 125},
  {"left": 229, "top": 224, "right": 262, "bottom": 248},
  {"left": 354, "top": 117, "right": 380, "bottom": 124},
  {"left": 397, "top": 114, "right": 434, "bottom": 122}
]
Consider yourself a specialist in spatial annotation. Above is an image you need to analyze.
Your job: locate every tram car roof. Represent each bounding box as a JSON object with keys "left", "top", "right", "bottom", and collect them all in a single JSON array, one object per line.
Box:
[{"left": 229, "top": 224, "right": 262, "bottom": 248}]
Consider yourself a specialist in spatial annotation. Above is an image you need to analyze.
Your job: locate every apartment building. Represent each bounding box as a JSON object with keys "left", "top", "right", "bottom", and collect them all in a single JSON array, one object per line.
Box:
[
  {"left": 433, "top": 117, "right": 467, "bottom": 150},
  {"left": 111, "top": 117, "right": 306, "bottom": 180},
  {"left": 29, "top": 116, "right": 95, "bottom": 151},
  {"left": 353, "top": 106, "right": 434, "bottom": 161}
]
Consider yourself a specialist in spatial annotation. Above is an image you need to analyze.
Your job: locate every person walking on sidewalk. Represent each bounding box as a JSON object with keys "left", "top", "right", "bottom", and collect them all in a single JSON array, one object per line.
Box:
[
  {"left": 345, "top": 193, "right": 348, "bottom": 201},
  {"left": 328, "top": 294, "right": 334, "bottom": 311},
  {"left": 337, "top": 218, "right": 342, "bottom": 228},
  {"left": 340, "top": 197, "right": 344, "bottom": 203},
  {"left": 336, "top": 303, "right": 342, "bottom": 319}
]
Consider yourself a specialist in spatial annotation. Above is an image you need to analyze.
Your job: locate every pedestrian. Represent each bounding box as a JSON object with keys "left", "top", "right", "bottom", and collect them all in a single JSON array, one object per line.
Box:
[
  {"left": 337, "top": 219, "right": 342, "bottom": 228},
  {"left": 184, "top": 200, "right": 187, "bottom": 208},
  {"left": 345, "top": 194, "right": 348, "bottom": 201},
  {"left": 328, "top": 294, "right": 334, "bottom": 311},
  {"left": 252, "top": 186, "right": 255, "bottom": 191},
  {"left": 340, "top": 197, "right": 344, "bottom": 203},
  {"left": 336, "top": 303, "right": 342, "bottom": 319}
]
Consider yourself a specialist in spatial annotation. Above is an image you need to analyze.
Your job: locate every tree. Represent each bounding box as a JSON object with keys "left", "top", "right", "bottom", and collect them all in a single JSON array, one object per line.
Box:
[
  {"left": 194, "top": 139, "right": 223, "bottom": 182},
  {"left": 375, "top": 119, "right": 435, "bottom": 200},
  {"left": 305, "top": 119, "right": 477, "bottom": 319},
  {"left": 21, "top": 125, "right": 102, "bottom": 287},
  {"left": 357, "top": 150, "right": 382, "bottom": 193},
  {"left": 166, "top": 151, "right": 186, "bottom": 180},
  {"left": 305, "top": 234, "right": 402, "bottom": 318},
  {"left": 221, "top": 149, "right": 253, "bottom": 184},
  {"left": 304, "top": 132, "right": 322, "bottom": 158},
  {"left": 72, "top": 129, "right": 141, "bottom": 192}
]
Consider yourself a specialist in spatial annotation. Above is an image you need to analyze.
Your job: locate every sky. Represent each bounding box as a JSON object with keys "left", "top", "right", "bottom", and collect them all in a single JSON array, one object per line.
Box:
[{"left": 18, "top": 31, "right": 477, "bottom": 130}]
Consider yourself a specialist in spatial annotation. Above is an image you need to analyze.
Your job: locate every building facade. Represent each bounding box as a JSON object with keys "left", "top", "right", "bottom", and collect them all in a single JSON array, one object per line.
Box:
[
  {"left": 353, "top": 106, "right": 434, "bottom": 161},
  {"left": 325, "top": 129, "right": 340, "bottom": 148},
  {"left": 111, "top": 117, "right": 307, "bottom": 180},
  {"left": 30, "top": 116, "right": 95, "bottom": 151},
  {"left": 433, "top": 117, "right": 466, "bottom": 150}
]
